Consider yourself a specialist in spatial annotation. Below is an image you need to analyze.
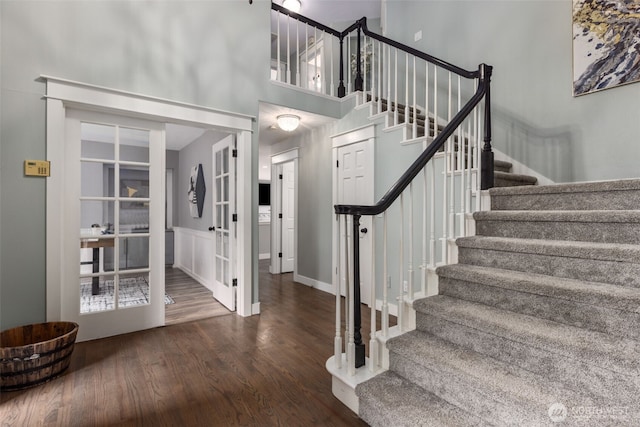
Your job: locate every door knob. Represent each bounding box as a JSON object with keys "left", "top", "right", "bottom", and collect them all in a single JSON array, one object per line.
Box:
[
  {"left": 208, "top": 226, "right": 215, "bottom": 231},
  {"left": 360, "top": 227, "right": 368, "bottom": 234}
]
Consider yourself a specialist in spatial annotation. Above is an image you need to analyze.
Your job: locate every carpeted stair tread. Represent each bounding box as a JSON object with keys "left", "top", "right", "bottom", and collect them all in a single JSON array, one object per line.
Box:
[
  {"left": 356, "top": 370, "right": 488, "bottom": 427},
  {"left": 474, "top": 210, "right": 640, "bottom": 244},
  {"left": 456, "top": 235, "right": 640, "bottom": 264},
  {"left": 494, "top": 171, "right": 537, "bottom": 186},
  {"left": 490, "top": 178, "right": 640, "bottom": 196},
  {"left": 456, "top": 236, "right": 640, "bottom": 288},
  {"left": 474, "top": 209, "right": 640, "bottom": 223},
  {"left": 414, "top": 295, "right": 640, "bottom": 375},
  {"left": 490, "top": 178, "right": 640, "bottom": 210},
  {"left": 436, "top": 264, "right": 640, "bottom": 339},
  {"left": 437, "top": 263, "right": 640, "bottom": 313},
  {"left": 386, "top": 330, "right": 599, "bottom": 426},
  {"left": 493, "top": 159, "right": 512, "bottom": 173}
]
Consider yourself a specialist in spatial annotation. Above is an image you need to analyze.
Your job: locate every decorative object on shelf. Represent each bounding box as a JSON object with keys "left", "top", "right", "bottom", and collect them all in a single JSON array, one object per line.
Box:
[
  {"left": 188, "top": 164, "right": 206, "bottom": 218},
  {"left": 277, "top": 114, "right": 300, "bottom": 132},
  {"left": 573, "top": 0, "right": 640, "bottom": 96}
]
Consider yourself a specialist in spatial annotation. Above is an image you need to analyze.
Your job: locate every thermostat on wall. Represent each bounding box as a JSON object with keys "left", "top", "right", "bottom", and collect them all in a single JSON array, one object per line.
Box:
[{"left": 24, "top": 160, "right": 50, "bottom": 177}]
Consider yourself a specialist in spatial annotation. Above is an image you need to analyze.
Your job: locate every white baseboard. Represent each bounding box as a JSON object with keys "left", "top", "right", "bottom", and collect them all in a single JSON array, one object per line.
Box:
[
  {"left": 294, "top": 273, "right": 334, "bottom": 294},
  {"left": 259, "top": 253, "right": 270, "bottom": 260},
  {"left": 252, "top": 302, "right": 261, "bottom": 315}
]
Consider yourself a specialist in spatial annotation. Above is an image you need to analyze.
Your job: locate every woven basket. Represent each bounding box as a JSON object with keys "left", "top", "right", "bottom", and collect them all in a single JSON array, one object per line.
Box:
[{"left": 0, "top": 322, "right": 79, "bottom": 391}]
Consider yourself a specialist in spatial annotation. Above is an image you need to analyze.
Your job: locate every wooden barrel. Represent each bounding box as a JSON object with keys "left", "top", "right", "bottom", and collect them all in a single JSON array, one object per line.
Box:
[{"left": 0, "top": 321, "right": 79, "bottom": 391}]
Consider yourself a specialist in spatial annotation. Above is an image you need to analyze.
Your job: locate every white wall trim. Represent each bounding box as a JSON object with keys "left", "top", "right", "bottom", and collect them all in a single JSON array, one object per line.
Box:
[
  {"left": 271, "top": 147, "right": 299, "bottom": 164},
  {"left": 259, "top": 253, "right": 271, "bottom": 260},
  {"left": 294, "top": 273, "right": 334, "bottom": 295},
  {"left": 494, "top": 148, "right": 555, "bottom": 186},
  {"left": 252, "top": 302, "right": 261, "bottom": 315},
  {"left": 173, "top": 227, "right": 214, "bottom": 291},
  {"left": 41, "top": 75, "right": 254, "bottom": 131},
  {"left": 331, "top": 124, "right": 375, "bottom": 148}
]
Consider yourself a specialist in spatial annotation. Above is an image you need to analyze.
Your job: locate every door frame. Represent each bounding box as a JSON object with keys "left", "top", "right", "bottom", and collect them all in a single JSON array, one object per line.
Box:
[
  {"left": 331, "top": 124, "right": 375, "bottom": 301},
  {"left": 270, "top": 148, "right": 298, "bottom": 275},
  {"left": 44, "top": 76, "right": 255, "bottom": 323}
]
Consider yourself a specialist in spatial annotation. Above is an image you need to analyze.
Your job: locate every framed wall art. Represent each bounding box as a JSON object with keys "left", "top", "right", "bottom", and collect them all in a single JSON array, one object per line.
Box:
[{"left": 573, "top": 0, "right": 640, "bottom": 96}]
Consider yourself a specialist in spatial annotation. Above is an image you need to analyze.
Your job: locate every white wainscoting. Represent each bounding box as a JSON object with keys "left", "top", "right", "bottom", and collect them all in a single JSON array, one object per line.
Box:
[{"left": 173, "top": 227, "right": 213, "bottom": 292}]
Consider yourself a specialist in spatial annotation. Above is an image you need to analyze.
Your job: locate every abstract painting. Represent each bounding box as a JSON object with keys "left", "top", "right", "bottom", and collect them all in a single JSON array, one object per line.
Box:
[
  {"left": 188, "top": 164, "right": 206, "bottom": 218},
  {"left": 573, "top": 0, "right": 640, "bottom": 96}
]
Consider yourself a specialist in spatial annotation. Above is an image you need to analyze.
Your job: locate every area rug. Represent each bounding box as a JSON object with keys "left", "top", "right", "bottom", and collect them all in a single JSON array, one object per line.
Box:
[{"left": 81, "top": 276, "right": 174, "bottom": 314}]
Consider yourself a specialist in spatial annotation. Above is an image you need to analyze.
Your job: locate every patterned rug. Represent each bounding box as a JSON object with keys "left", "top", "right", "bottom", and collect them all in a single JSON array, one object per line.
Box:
[{"left": 80, "top": 276, "right": 174, "bottom": 314}]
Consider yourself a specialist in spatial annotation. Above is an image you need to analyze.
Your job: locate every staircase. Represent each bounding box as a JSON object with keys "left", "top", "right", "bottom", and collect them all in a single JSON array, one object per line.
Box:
[{"left": 356, "top": 179, "right": 640, "bottom": 426}]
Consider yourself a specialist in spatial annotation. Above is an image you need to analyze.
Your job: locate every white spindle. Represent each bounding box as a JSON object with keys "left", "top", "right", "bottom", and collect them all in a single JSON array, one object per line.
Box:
[
  {"left": 314, "top": 27, "right": 318, "bottom": 92},
  {"left": 305, "top": 25, "right": 309, "bottom": 90},
  {"left": 296, "top": 20, "right": 300, "bottom": 87},
  {"left": 448, "top": 72, "right": 455, "bottom": 242},
  {"left": 330, "top": 34, "right": 334, "bottom": 96},
  {"left": 404, "top": 52, "right": 409, "bottom": 125},
  {"left": 347, "top": 34, "right": 352, "bottom": 93},
  {"left": 345, "top": 216, "right": 355, "bottom": 376},
  {"left": 370, "top": 38, "right": 375, "bottom": 103},
  {"left": 386, "top": 45, "right": 391, "bottom": 114},
  {"left": 369, "top": 221, "right": 378, "bottom": 372},
  {"left": 412, "top": 57, "right": 417, "bottom": 138},
  {"left": 408, "top": 183, "right": 414, "bottom": 299},
  {"left": 382, "top": 212, "right": 389, "bottom": 337},
  {"left": 276, "top": 12, "right": 281, "bottom": 82},
  {"left": 286, "top": 16, "right": 291, "bottom": 84},
  {"left": 377, "top": 41, "right": 382, "bottom": 111},
  {"left": 394, "top": 48, "right": 398, "bottom": 125},
  {"left": 334, "top": 215, "right": 342, "bottom": 368},
  {"left": 458, "top": 75, "right": 465, "bottom": 236}
]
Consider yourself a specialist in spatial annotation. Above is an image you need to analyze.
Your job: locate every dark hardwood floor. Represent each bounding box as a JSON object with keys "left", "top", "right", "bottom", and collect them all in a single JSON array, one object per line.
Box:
[
  {"left": 0, "top": 261, "right": 368, "bottom": 426},
  {"left": 164, "top": 267, "right": 233, "bottom": 326}
]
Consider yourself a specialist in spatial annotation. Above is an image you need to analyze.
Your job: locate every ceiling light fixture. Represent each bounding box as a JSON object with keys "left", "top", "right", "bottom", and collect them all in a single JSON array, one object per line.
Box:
[
  {"left": 276, "top": 114, "right": 300, "bottom": 132},
  {"left": 283, "top": 0, "right": 301, "bottom": 13}
]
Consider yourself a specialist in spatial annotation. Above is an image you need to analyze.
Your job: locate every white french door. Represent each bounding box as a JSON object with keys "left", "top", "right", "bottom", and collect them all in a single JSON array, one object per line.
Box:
[
  {"left": 62, "top": 110, "right": 165, "bottom": 341},
  {"left": 211, "top": 135, "right": 236, "bottom": 311},
  {"left": 336, "top": 139, "right": 374, "bottom": 306}
]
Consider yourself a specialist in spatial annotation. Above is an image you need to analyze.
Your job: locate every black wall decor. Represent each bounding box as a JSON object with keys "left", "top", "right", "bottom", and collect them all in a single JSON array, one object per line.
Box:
[{"left": 188, "top": 164, "right": 206, "bottom": 218}]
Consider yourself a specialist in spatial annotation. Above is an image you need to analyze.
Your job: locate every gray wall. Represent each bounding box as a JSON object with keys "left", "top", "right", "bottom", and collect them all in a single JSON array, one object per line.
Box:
[{"left": 385, "top": 0, "right": 640, "bottom": 183}]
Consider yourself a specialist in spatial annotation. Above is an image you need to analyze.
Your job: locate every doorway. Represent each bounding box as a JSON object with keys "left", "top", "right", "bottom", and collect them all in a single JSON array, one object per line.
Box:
[
  {"left": 45, "top": 77, "right": 254, "bottom": 341},
  {"left": 332, "top": 125, "right": 375, "bottom": 306},
  {"left": 270, "top": 149, "right": 299, "bottom": 275}
]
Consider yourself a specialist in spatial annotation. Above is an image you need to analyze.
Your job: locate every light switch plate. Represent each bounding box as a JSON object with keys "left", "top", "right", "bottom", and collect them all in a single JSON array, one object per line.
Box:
[{"left": 24, "top": 160, "right": 50, "bottom": 177}]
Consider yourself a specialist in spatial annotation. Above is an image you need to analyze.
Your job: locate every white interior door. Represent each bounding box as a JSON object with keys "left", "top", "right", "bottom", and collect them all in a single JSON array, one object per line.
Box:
[
  {"left": 337, "top": 140, "right": 374, "bottom": 306},
  {"left": 281, "top": 161, "right": 295, "bottom": 272},
  {"left": 212, "top": 135, "right": 236, "bottom": 311},
  {"left": 63, "top": 110, "right": 165, "bottom": 342}
]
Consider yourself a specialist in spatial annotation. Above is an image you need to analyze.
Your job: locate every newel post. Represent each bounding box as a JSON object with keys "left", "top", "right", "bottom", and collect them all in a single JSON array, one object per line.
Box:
[
  {"left": 352, "top": 214, "right": 365, "bottom": 368},
  {"left": 480, "top": 63, "right": 494, "bottom": 190},
  {"left": 338, "top": 37, "right": 346, "bottom": 98}
]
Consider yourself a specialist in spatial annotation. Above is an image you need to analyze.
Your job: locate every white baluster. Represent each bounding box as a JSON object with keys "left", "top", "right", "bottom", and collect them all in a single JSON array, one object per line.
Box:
[
  {"left": 394, "top": 48, "right": 398, "bottom": 125},
  {"left": 370, "top": 38, "right": 375, "bottom": 103},
  {"left": 345, "top": 216, "right": 355, "bottom": 376},
  {"left": 404, "top": 52, "right": 409, "bottom": 125},
  {"left": 369, "top": 220, "right": 378, "bottom": 372},
  {"left": 363, "top": 35, "right": 368, "bottom": 94},
  {"left": 296, "top": 20, "right": 300, "bottom": 87},
  {"left": 330, "top": 34, "right": 334, "bottom": 96},
  {"left": 448, "top": 72, "right": 455, "bottom": 243},
  {"left": 408, "top": 183, "right": 414, "bottom": 300},
  {"left": 382, "top": 211, "right": 389, "bottom": 337},
  {"left": 276, "top": 12, "right": 281, "bottom": 82},
  {"left": 335, "top": 215, "right": 342, "bottom": 368},
  {"left": 286, "top": 15, "right": 291, "bottom": 84},
  {"left": 386, "top": 45, "right": 391, "bottom": 115},
  {"left": 458, "top": 75, "right": 465, "bottom": 237},
  {"left": 412, "top": 57, "right": 417, "bottom": 138}
]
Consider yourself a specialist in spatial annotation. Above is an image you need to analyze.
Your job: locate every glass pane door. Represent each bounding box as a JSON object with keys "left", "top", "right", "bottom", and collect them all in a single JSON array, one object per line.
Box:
[{"left": 79, "top": 122, "right": 152, "bottom": 314}]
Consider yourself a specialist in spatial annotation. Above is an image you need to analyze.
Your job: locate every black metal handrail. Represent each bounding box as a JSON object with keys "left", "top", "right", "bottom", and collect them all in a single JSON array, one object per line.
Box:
[
  {"left": 272, "top": 2, "right": 494, "bottom": 371},
  {"left": 335, "top": 63, "right": 493, "bottom": 216}
]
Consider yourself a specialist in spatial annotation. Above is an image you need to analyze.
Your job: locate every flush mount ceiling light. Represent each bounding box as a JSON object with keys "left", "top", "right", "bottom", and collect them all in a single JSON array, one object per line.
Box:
[
  {"left": 276, "top": 114, "right": 300, "bottom": 132},
  {"left": 283, "top": 0, "right": 301, "bottom": 13}
]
